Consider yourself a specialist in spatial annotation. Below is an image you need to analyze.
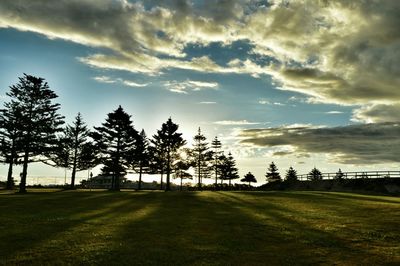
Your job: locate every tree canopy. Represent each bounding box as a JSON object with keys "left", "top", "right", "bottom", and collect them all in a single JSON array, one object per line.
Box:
[
  {"left": 308, "top": 167, "right": 323, "bottom": 181},
  {"left": 2, "top": 74, "right": 65, "bottom": 192},
  {"left": 91, "top": 106, "right": 139, "bottom": 191},
  {"left": 219, "top": 152, "right": 240, "bottom": 186},
  {"left": 266, "top": 162, "right": 281, "bottom": 182},
  {"left": 241, "top": 172, "right": 257, "bottom": 186},
  {"left": 152, "top": 118, "right": 186, "bottom": 191},
  {"left": 191, "top": 127, "right": 212, "bottom": 189},
  {"left": 285, "top": 166, "right": 298, "bottom": 182}
]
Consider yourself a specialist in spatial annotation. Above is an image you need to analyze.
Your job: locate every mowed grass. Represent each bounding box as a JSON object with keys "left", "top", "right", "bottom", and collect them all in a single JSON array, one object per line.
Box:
[{"left": 0, "top": 190, "right": 399, "bottom": 265}]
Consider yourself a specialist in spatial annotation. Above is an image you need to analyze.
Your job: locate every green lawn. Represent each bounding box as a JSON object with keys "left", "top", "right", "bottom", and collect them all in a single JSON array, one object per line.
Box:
[{"left": 0, "top": 190, "right": 399, "bottom": 265}]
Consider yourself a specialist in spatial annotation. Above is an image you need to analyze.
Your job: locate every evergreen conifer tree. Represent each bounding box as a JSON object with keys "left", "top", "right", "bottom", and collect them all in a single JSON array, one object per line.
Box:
[
  {"left": 91, "top": 106, "right": 139, "bottom": 191},
  {"left": 266, "top": 161, "right": 281, "bottom": 182},
  {"left": 134, "top": 129, "right": 150, "bottom": 190},
  {"left": 285, "top": 166, "right": 298, "bottom": 182},
  {"left": 220, "top": 152, "right": 240, "bottom": 186},
  {"left": 50, "top": 113, "right": 98, "bottom": 188},
  {"left": 152, "top": 118, "right": 186, "bottom": 191},
  {"left": 192, "top": 128, "right": 212, "bottom": 189},
  {"left": 211, "top": 136, "right": 222, "bottom": 187},
  {"left": 2, "top": 74, "right": 64, "bottom": 193},
  {"left": 173, "top": 158, "right": 193, "bottom": 191},
  {"left": 241, "top": 172, "right": 257, "bottom": 186},
  {"left": 335, "top": 168, "right": 344, "bottom": 180},
  {"left": 0, "top": 102, "right": 23, "bottom": 189},
  {"left": 149, "top": 134, "right": 166, "bottom": 190},
  {"left": 308, "top": 167, "right": 323, "bottom": 181}
]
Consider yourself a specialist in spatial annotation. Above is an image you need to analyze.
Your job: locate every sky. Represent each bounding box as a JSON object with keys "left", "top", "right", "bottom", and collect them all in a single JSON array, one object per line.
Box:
[{"left": 0, "top": 0, "right": 399, "bottom": 185}]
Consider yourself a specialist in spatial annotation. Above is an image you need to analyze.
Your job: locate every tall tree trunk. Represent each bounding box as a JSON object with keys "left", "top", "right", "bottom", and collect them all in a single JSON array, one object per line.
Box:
[
  {"left": 138, "top": 164, "right": 142, "bottom": 190},
  {"left": 111, "top": 174, "right": 115, "bottom": 190},
  {"left": 6, "top": 159, "right": 14, "bottom": 190},
  {"left": 180, "top": 176, "right": 183, "bottom": 191},
  {"left": 70, "top": 144, "right": 78, "bottom": 189},
  {"left": 19, "top": 150, "right": 29, "bottom": 193},
  {"left": 198, "top": 155, "right": 201, "bottom": 190},
  {"left": 113, "top": 136, "right": 121, "bottom": 191},
  {"left": 165, "top": 150, "right": 171, "bottom": 191},
  {"left": 160, "top": 172, "right": 163, "bottom": 190},
  {"left": 6, "top": 139, "right": 15, "bottom": 190},
  {"left": 114, "top": 173, "right": 120, "bottom": 191},
  {"left": 215, "top": 157, "right": 218, "bottom": 187}
]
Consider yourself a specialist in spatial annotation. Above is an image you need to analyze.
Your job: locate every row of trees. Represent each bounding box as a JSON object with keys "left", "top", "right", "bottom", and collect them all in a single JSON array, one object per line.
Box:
[
  {"left": 0, "top": 74, "right": 347, "bottom": 193},
  {"left": 0, "top": 74, "right": 243, "bottom": 192},
  {"left": 264, "top": 161, "right": 346, "bottom": 182}
]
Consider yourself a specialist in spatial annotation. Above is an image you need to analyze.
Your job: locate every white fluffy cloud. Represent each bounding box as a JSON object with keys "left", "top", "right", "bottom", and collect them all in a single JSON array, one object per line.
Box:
[
  {"left": 164, "top": 80, "right": 219, "bottom": 94},
  {"left": 1, "top": 0, "right": 399, "bottom": 122},
  {"left": 214, "top": 120, "right": 260, "bottom": 126},
  {"left": 93, "top": 76, "right": 149, "bottom": 88}
]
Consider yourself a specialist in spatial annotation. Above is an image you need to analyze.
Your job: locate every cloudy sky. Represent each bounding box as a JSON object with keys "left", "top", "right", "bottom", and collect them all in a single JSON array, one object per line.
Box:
[{"left": 0, "top": 0, "right": 399, "bottom": 184}]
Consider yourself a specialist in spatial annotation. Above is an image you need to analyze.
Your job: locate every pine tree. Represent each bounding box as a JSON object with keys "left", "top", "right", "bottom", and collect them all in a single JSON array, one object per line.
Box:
[
  {"left": 191, "top": 128, "right": 212, "bottom": 190},
  {"left": 241, "top": 172, "right": 257, "bottom": 186},
  {"left": 285, "top": 166, "right": 298, "bottom": 182},
  {"left": 220, "top": 152, "right": 240, "bottom": 186},
  {"left": 308, "top": 167, "right": 323, "bottom": 181},
  {"left": 0, "top": 101, "right": 23, "bottom": 189},
  {"left": 266, "top": 161, "right": 281, "bottom": 182},
  {"left": 211, "top": 136, "right": 222, "bottom": 187},
  {"left": 3, "top": 74, "right": 64, "bottom": 193},
  {"left": 335, "top": 168, "right": 344, "bottom": 180},
  {"left": 50, "top": 113, "right": 99, "bottom": 188},
  {"left": 91, "top": 106, "right": 139, "bottom": 191},
  {"left": 149, "top": 134, "right": 166, "bottom": 190},
  {"left": 173, "top": 153, "right": 193, "bottom": 191},
  {"left": 152, "top": 118, "right": 186, "bottom": 191},
  {"left": 134, "top": 129, "right": 150, "bottom": 190}
]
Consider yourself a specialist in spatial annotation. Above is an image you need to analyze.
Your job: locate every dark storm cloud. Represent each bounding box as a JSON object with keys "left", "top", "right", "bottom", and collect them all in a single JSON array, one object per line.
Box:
[{"left": 240, "top": 123, "right": 400, "bottom": 164}]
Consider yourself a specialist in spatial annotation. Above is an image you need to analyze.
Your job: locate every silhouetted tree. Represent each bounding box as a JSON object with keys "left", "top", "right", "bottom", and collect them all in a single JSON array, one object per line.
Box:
[
  {"left": 335, "top": 168, "right": 344, "bottom": 180},
  {"left": 173, "top": 156, "right": 193, "bottom": 191},
  {"left": 3, "top": 74, "right": 64, "bottom": 193},
  {"left": 266, "top": 162, "right": 281, "bottom": 182},
  {"left": 91, "top": 106, "right": 139, "bottom": 191},
  {"left": 285, "top": 166, "right": 298, "bottom": 182},
  {"left": 134, "top": 129, "right": 150, "bottom": 190},
  {"left": 51, "top": 113, "right": 96, "bottom": 188},
  {"left": 308, "top": 167, "right": 323, "bottom": 181},
  {"left": 149, "top": 133, "right": 166, "bottom": 190},
  {"left": 211, "top": 136, "right": 222, "bottom": 187},
  {"left": 241, "top": 172, "right": 257, "bottom": 186},
  {"left": 220, "top": 152, "right": 239, "bottom": 186},
  {"left": 191, "top": 128, "right": 212, "bottom": 190},
  {"left": 50, "top": 135, "right": 70, "bottom": 183},
  {"left": 0, "top": 101, "right": 23, "bottom": 189},
  {"left": 153, "top": 118, "right": 186, "bottom": 191}
]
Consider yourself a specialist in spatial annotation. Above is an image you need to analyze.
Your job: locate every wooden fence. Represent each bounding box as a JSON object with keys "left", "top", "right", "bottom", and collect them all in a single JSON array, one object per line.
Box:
[{"left": 297, "top": 171, "right": 400, "bottom": 181}]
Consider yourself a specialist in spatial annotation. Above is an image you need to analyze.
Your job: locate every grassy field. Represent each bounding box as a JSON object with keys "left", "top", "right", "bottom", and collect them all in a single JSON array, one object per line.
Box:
[{"left": 0, "top": 190, "right": 399, "bottom": 265}]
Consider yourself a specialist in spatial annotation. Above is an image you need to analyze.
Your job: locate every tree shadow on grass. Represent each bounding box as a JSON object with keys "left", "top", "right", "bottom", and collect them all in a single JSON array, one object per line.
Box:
[
  {"left": 0, "top": 191, "right": 158, "bottom": 264},
  {"left": 84, "top": 191, "right": 394, "bottom": 265},
  {"left": 302, "top": 191, "right": 400, "bottom": 205},
  {"left": 215, "top": 191, "right": 400, "bottom": 265},
  {"left": 1, "top": 191, "right": 398, "bottom": 265}
]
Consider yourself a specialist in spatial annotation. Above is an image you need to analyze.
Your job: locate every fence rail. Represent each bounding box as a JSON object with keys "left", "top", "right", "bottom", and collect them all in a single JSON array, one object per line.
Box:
[{"left": 297, "top": 171, "right": 400, "bottom": 181}]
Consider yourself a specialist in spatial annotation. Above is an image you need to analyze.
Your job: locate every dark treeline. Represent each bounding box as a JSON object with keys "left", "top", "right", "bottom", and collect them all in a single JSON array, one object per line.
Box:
[
  {"left": 0, "top": 74, "right": 247, "bottom": 192},
  {"left": 0, "top": 75, "right": 396, "bottom": 194}
]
